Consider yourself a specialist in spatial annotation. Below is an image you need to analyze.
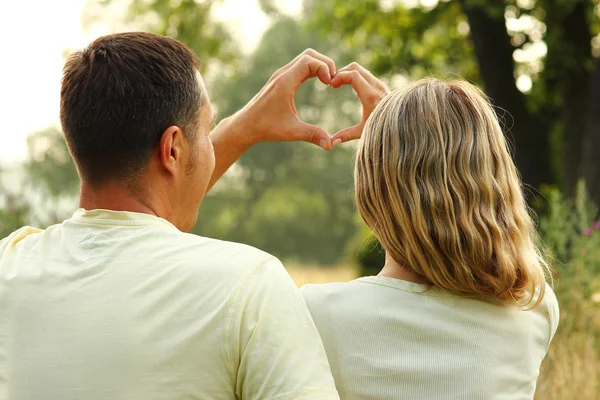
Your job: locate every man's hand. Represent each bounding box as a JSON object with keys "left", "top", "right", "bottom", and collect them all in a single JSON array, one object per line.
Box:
[
  {"left": 330, "top": 62, "right": 390, "bottom": 146},
  {"left": 208, "top": 49, "right": 337, "bottom": 190},
  {"left": 231, "top": 49, "right": 337, "bottom": 150},
  {"left": 207, "top": 54, "right": 389, "bottom": 191}
]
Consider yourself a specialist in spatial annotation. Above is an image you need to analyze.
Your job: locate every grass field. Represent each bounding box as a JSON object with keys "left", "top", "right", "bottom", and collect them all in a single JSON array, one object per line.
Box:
[
  {"left": 286, "top": 264, "right": 358, "bottom": 287},
  {"left": 286, "top": 264, "right": 600, "bottom": 399}
]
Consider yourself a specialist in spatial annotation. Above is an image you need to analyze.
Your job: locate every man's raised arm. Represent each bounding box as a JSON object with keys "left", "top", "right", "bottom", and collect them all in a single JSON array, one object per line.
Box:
[
  {"left": 207, "top": 52, "right": 391, "bottom": 191},
  {"left": 207, "top": 49, "right": 336, "bottom": 191}
]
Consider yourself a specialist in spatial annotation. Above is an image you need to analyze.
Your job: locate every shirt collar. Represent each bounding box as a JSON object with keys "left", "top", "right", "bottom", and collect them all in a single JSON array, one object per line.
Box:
[{"left": 71, "top": 208, "right": 178, "bottom": 230}]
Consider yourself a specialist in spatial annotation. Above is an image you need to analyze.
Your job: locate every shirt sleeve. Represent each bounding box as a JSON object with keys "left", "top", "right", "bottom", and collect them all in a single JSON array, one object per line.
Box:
[
  {"left": 0, "top": 227, "right": 41, "bottom": 253},
  {"left": 226, "top": 257, "right": 339, "bottom": 400},
  {"left": 545, "top": 283, "right": 560, "bottom": 347}
]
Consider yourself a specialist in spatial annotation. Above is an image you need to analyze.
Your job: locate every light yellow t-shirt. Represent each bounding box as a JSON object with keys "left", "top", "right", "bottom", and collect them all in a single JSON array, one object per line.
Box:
[
  {"left": 302, "top": 276, "right": 559, "bottom": 400},
  {"left": 0, "top": 209, "right": 339, "bottom": 400}
]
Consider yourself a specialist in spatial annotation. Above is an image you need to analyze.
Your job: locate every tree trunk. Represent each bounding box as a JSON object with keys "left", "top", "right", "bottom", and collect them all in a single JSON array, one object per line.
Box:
[
  {"left": 582, "top": 60, "right": 600, "bottom": 206},
  {"left": 459, "top": 0, "right": 553, "bottom": 196},
  {"left": 561, "top": 73, "right": 590, "bottom": 197},
  {"left": 544, "top": 0, "right": 593, "bottom": 197}
]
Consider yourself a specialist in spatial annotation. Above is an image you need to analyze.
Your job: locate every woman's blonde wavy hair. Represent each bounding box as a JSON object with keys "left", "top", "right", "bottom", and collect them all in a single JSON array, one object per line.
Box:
[{"left": 355, "top": 78, "right": 550, "bottom": 308}]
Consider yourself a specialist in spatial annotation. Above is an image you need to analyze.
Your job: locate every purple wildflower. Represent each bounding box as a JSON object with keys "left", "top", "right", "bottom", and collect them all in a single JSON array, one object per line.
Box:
[
  {"left": 584, "top": 228, "right": 592, "bottom": 236},
  {"left": 594, "top": 221, "right": 600, "bottom": 230}
]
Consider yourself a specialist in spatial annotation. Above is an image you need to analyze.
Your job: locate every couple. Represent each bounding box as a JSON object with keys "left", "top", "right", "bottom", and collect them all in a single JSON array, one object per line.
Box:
[{"left": 0, "top": 32, "right": 558, "bottom": 399}]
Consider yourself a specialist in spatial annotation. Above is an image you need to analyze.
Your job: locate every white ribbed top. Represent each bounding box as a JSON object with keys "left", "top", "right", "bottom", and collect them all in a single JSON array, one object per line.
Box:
[{"left": 302, "top": 276, "right": 559, "bottom": 400}]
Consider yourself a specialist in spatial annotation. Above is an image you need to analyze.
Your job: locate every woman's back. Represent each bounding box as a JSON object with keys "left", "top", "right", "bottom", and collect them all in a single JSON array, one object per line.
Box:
[
  {"left": 312, "top": 76, "right": 560, "bottom": 398},
  {"left": 303, "top": 277, "right": 558, "bottom": 399}
]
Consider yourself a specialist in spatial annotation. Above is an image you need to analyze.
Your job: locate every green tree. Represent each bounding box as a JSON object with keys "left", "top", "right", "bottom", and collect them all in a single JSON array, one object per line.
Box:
[
  {"left": 307, "top": 0, "right": 600, "bottom": 204},
  {"left": 196, "top": 17, "right": 362, "bottom": 263},
  {"left": 25, "top": 127, "right": 79, "bottom": 197},
  {"left": 0, "top": 127, "right": 80, "bottom": 241},
  {"left": 84, "top": 0, "right": 238, "bottom": 73},
  {"left": 0, "top": 176, "right": 30, "bottom": 240}
]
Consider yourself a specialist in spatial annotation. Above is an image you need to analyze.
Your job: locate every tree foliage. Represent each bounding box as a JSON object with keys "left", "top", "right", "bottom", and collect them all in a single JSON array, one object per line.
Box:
[
  {"left": 196, "top": 17, "right": 362, "bottom": 263},
  {"left": 0, "top": 175, "right": 30, "bottom": 240},
  {"left": 83, "top": 0, "right": 239, "bottom": 73},
  {"left": 25, "top": 128, "right": 79, "bottom": 197},
  {"left": 306, "top": 0, "right": 600, "bottom": 204},
  {"left": 3, "top": 0, "right": 599, "bottom": 271}
]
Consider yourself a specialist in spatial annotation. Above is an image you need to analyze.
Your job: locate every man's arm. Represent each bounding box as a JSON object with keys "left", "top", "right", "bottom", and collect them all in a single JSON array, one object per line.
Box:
[
  {"left": 226, "top": 257, "right": 339, "bottom": 400},
  {"left": 207, "top": 53, "right": 391, "bottom": 192},
  {"left": 207, "top": 116, "right": 252, "bottom": 190},
  {"left": 207, "top": 49, "right": 337, "bottom": 191}
]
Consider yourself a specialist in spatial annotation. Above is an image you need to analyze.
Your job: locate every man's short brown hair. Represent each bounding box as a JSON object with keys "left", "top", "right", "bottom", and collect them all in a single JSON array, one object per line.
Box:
[{"left": 60, "top": 32, "right": 203, "bottom": 183}]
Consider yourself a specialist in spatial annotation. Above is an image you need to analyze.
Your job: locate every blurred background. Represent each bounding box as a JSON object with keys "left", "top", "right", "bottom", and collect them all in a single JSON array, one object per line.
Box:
[{"left": 0, "top": 0, "right": 599, "bottom": 397}]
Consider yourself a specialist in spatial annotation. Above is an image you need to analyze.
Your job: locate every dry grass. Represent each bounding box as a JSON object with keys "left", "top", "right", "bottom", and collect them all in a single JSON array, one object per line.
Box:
[
  {"left": 534, "top": 285, "right": 600, "bottom": 400},
  {"left": 286, "top": 263, "right": 358, "bottom": 287},
  {"left": 535, "top": 329, "right": 599, "bottom": 399},
  {"left": 285, "top": 265, "right": 600, "bottom": 399}
]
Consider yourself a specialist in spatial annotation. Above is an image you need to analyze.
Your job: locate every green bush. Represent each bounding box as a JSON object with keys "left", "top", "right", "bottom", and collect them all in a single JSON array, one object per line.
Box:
[
  {"left": 355, "top": 234, "right": 385, "bottom": 277},
  {"left": 538, "top": 182, "right": 600, "bottom": 301},
  {"left": 535, "top": 182, "right": 600, "bottom": 399},
  {"left": 0, "top": 194, "right": 30, "bottom": 241},
  {"left": 347, "top": 224, "right": 385, "bottom": 277}
]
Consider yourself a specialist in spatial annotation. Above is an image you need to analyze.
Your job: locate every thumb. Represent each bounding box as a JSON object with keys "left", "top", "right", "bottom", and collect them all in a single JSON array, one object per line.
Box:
[
  {"left": 331, "top": 123, "right": 364, "bottom": 147},
  {"left": 292, "top": 120, "right": 332, "bottom": 150}
]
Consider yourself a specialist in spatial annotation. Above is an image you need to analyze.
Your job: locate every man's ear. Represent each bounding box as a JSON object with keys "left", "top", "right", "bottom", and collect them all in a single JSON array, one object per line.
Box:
[{"left": 159, "top": 126, "right": 184, "bottom": 176}]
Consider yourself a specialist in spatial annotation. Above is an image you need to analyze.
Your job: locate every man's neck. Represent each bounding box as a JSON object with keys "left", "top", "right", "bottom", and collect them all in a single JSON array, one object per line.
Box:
[{"left": 78, "top": 180, "right": 164, "bottom": 218}]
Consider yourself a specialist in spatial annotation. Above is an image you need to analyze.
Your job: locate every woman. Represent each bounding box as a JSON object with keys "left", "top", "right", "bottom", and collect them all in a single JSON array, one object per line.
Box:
[{"left": 302, "top": 77, "right": 559, "bottom": 399}]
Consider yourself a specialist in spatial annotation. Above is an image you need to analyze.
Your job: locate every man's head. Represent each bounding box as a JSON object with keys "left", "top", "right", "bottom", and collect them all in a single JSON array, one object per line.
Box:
[{"left": 60, "top": 32, "right": 215, "bottom": 231}]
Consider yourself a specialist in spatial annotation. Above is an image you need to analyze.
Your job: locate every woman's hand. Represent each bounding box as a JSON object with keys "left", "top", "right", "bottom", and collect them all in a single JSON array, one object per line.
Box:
[
  {"left": 231, "top": 48, "right": 337, "bottom": 150},
  {"left": 330, "top": 62, "right": 390, "bottom": 146}
]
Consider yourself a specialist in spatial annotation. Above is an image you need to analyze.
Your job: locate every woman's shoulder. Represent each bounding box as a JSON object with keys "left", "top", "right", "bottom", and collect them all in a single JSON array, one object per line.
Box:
[
  {"left": 300, "top": 279, "right": 374, "bottom": 313},
  {"left": 300, "top": 280, "right": 357, "bottom": 301}
]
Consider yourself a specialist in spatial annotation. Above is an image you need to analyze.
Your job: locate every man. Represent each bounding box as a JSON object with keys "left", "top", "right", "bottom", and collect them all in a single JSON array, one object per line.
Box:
[{"left": 0, "top": 32, "right": 386, "bottom": 399}]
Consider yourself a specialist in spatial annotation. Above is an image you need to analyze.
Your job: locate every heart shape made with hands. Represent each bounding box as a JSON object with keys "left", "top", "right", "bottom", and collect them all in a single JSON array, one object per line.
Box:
[
  {"left": 322, "top": 62, "right": 390, "bottom": 148},
  {"left": 247, "top": 50, "right": 390, "bottom": 151}
]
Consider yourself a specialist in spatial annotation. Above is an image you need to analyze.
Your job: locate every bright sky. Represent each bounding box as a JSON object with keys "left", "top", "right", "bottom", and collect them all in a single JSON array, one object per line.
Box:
[{"left": 0, "top": 0, "right": 299, "bottom": 164}]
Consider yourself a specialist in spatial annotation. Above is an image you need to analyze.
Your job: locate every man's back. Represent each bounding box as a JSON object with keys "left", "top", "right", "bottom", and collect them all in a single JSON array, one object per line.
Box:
[{"left": 0, "top": 209, "right": 338, "bottom": 399}]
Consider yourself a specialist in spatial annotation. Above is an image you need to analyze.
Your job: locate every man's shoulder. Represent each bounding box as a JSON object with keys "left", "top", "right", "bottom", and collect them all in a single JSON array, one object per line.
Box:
[
  {"left": 0, "top": 226, "right": 44, "bottom": 253},
  {"left": 165, "top": 230, "right": 277, "bottom": 273}
]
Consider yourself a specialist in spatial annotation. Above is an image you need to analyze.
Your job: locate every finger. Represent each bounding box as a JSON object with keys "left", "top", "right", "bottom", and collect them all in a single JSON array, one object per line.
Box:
[
  {"left": 332, "top": 124, "right": 364, "bottom": 146},
  {"left": 291, "top": 120, "right": 333, "bottom": 150},
  {"left": 336, "top": 62, "right": 388, "bottom": 91},
  {"left": 290, "top": 55, "right": 333, "bottom": 86},
  {"left": 331, "top": 70, "right": 388, "bottom": 112},
  {"left": 269, "top": 49, "right": 335, "bottom": 84},
  {"left": 330, "top": 70, "right": 372, "bottom": 98},
  {"left": 301, "top": 49, "right": 336, "bottom": 80}
]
